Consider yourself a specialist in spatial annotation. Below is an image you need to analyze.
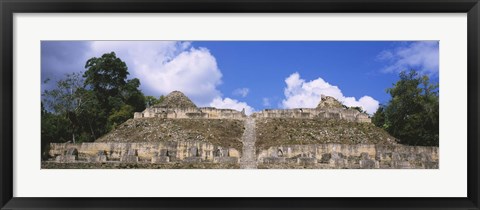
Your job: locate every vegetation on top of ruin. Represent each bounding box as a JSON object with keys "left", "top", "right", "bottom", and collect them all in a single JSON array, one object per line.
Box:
[
  {"left": 151, "top": 91, "right": 198, "bottom": 109},
  {"left": 255, "top": 118, "right": 398, "bottom": 152},
  {"left": 95, "top": 118, "right": 244, "bottom": 151}
]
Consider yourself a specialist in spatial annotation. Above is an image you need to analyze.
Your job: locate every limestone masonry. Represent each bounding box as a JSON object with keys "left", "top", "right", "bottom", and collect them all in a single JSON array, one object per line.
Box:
[
  {"left": 134, "top": 91, "right": 246, "bottom": 119},
  {"left": 46, "top": 91, "right": 438, "bottom": 169},
  {"left": 257, "top": 144, "right": 438, "bottom": 169},
  {"left": 133, "top": 93, "right": 370, "bottom": 123},
  {"left": 50, "top": 141, "right": 240, "bottom": 164}
]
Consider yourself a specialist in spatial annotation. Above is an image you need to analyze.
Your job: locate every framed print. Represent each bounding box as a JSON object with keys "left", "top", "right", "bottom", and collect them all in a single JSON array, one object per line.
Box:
[{"left": 1, "top": 0, "right": 479, "bottom": 209}]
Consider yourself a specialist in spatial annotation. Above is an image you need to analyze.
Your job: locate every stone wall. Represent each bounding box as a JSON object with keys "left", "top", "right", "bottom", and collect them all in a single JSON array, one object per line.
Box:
[
  {"left": 257, "top": 144, "right": 438, "bottom": 169},
  {"left": 49, "top": 142, "right": 438, "bottom": 169},
  {"left": 251, "top": 108, "right": 371, "bottom": 123},
  {"left": 49, "top": 141, "right": 240, "bottom": 164},
  {"left": 134, "top": 107, "right": 246, "bottom": 120}
]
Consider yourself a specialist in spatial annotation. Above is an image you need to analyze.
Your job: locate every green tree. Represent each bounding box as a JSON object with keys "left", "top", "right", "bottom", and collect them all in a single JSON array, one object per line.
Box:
[
  {"left": 122, "top": 78, "right": 145, "bottom": 112},
  {"left": 42, "top": 52, "right": 148, "bottom": 148},
  {"left": 41, "top": 102, "right": 70, "bottom": 159},
  {"left": 83, "top": 52, "right": 145, "bottom": 133},
  {"left": 108, "top": 104, "right": 135, "bottom": 130},
  {"left": 371, "top": 105, "right": 386, "bottom": 129},
  {"left": 377, "top": 70, "right": 439, "bottom": 146},
  {"left": 74, "top": 88, "right": 106, "bottom": 141},
  {"left": 145, "top": 95, "right": 165, "bottom": 107},
  {"left": 42, "top": 72, "right": 91, "bottom": 143},
  {"left": 84, "top": 52, "right": 129, "bottom": 106}
]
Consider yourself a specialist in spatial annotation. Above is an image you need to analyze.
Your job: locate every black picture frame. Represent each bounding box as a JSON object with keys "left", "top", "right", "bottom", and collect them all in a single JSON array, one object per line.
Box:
[{"left": 1, "top": 0, "right": 479, "bottom": 209}]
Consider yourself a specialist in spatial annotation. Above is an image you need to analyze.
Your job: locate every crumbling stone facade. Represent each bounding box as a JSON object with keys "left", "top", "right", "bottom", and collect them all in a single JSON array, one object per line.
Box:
[
  {"left": 251, "top": 108, "right": 370, "bottom": 123},
  {"left": 251, "top": 94, "right": 370, "bottom": 123},
  {"left": 134, "top": 93, "right": 371, "bottom": 123},
  {"left": 257, "top": 144, "right": 438, "bottom": 169},
  {"left": 49, "top": 141, "right": 240, "bottom": 164},
  {"left": 134, "top": 90, "right": 247, "bottom": 120},
  {"left": 134, "top": 107, "right": 246, "bottom": 120}
]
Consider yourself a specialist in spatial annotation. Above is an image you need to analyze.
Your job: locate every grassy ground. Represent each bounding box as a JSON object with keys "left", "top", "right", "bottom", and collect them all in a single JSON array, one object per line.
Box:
[
  {"left": 255, "top": 118, "right": 397, "bottom": 151},
  {"left": 96, "top": 118, "right": 244, "bottom": 151}
]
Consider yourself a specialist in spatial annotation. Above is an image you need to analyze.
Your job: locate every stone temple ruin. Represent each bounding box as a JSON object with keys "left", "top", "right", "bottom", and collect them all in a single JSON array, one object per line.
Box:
[
  {"left": 50, "top": 141, "right": 240, "bottom": 164},
  {"left": 251, "top": 95, "right": 371, "bottom": 123},
  {"left": 134, "top": 91, "right": 246, "bottom": 119},
  {"left": 45, "top": 91, "right": 439, "bottom": 169},
  {"left": 257, "top": 144, "right": 438, "bottom": 169},
  {"left": 133, "top": 92, "right": 370, "bottom": 123}
]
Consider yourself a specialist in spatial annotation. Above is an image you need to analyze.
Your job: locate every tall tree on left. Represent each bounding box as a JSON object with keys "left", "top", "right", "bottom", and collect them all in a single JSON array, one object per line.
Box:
[
  {"left": 42, "top": 72, "right": 91, "bottom": 143},
  {"left": 83, "top": 52, "right": 145, "bottom": 131},
  {"left": 84, "top": 52, "right": 129, "bottom": 107}
]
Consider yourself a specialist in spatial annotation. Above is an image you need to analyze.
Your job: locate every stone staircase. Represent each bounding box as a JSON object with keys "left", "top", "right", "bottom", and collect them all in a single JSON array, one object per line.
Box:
[{"left": 240, "top": 117, "right": 257, "bottom": 169}]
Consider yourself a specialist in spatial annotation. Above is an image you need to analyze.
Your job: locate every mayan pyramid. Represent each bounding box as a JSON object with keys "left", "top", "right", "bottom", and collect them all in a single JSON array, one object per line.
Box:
[{"left": 152, "top": 90, "right": 198, "bottom": 109}]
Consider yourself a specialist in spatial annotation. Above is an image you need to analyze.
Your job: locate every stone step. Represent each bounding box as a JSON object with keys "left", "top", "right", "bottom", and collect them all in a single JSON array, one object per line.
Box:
[{"left": 239, "top": 117, "right": 258, "bottom": 169}]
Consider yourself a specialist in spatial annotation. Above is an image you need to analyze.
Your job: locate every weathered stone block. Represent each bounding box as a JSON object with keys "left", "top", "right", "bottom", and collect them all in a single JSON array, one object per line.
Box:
[
  {"left": 151, "top": 156, "right": 170, "bottom": 163},
  {"left": 66, "top": 148, "right": 78, "bottom": 156},
  {"left": 213, "top": 157, "right": 238, "bottom": 164},
  {"left": 55, "top": 155, "right": 77, "bottom": 163},
  {"left": 297, "top": 157, "right": 317, "bottom": 165},
  {"left": 228, "top": 149, "right": 240, "bottom": 158},
  {"left": 393, "top": 161, "right": 412, "bottom": 169},
  {"left": 184, "top": 157, "right": 203, "bottom": 163},
  {"left": 92, "top": 155, "right": 107, "bottom": 163},
  {"left": 126, "top": 149, "right": 137, "bottom": 156},
  {"left": 121, "top": 156, "right": 138, "bottom": 163},
  {"left": 423, "top": 161, "right": 439, "bottom": 169},
  {"left": 359, "top": 159, "right": 378, "bottom": 169},
  {"left": 319, "top": 153, "right": 332, "bottom": 163},
  {"left": 263, "top": 157, "right": 286, "bottom": 164},
  {"left": 285, "top": 158, "right": 298, "bottom": 164},
  {"left": 329, "top": 159, "right": 348, "bottom": 168}
]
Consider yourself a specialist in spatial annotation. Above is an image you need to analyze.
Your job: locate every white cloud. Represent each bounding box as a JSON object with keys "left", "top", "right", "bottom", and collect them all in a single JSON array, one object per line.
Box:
[
  {"left": 262, "top": 98, "right": 271, "bottom": 107},
  {"left": 378, "top": 41, "right": 439, "bottom": 75},
  {"left": 281, "top": 72, "right": 379, "bottom": 114},
  {"left": 209, "top": 97, "right": 255, "bottom": 115},
  {"left": 90, "top": 41, "right": 221, "bottom": 106},
  {"left": 343, "top": 96, "right": 380, "bottom": 115},
  {"left": 233, "top": 88, "right": 249, "bottom": 97},
  {"left": 89, "top": 41, "right": 255, "bottom": 112}
]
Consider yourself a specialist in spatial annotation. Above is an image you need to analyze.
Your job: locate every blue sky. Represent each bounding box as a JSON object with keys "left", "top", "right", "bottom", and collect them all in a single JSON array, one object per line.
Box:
[{"left": 41, "top": 41, "right": 439, "bottom": 115}]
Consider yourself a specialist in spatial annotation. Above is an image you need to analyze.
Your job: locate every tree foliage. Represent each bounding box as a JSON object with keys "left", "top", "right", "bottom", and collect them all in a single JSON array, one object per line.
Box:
[
  {"left": 84, "top": 52, "right": 129, "bottom": 104},
  {"left": 83, "top": 52, "right": 145, "bottom": 130},
  {"left": 42, "top": 72, "right": 91, "bottom": 143},
  {"left": 42, "top": 52, "right": 147, "bottom": 150},
  {"left": 372, "top": 70, "right": 439, "bottom": 146},
  {"left": 371, "top": 105, "right": 386, "bottom": 129},
  {"left": 145, "top": 95, "right": 165, "bottom": 107}
]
